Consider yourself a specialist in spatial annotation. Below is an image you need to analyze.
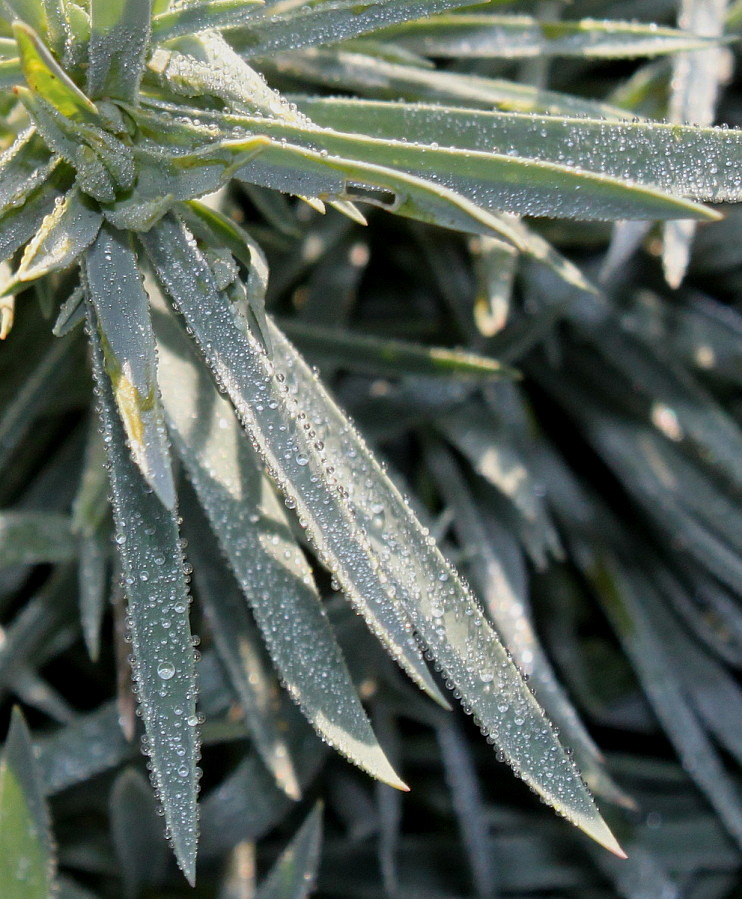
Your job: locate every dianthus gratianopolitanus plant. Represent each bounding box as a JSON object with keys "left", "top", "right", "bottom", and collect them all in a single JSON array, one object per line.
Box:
[{"left": 1, "top": 0, "right": 741, "bottom": 886}]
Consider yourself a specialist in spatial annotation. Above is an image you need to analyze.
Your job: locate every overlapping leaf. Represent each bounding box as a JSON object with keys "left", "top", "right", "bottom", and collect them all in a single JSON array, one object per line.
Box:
[{"left": 142, "top": 213, "right": 624, "bottom": 857}]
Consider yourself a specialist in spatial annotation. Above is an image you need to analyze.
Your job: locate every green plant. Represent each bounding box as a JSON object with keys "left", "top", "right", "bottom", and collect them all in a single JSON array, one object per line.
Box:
[{"left": 0, "top": 0, "right": 741, "bottom": 896}]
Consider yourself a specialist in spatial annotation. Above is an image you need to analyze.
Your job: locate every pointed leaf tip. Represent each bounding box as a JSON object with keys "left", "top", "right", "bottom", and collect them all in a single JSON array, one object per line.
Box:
[{"left": 580, "top": 810, "right": 627, "bottom": 859}]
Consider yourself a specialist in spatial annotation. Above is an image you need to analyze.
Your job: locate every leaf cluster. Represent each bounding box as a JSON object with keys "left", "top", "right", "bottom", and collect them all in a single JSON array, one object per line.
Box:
[{"left": 0, "top": 0, "right": 741, "bottom": 896}]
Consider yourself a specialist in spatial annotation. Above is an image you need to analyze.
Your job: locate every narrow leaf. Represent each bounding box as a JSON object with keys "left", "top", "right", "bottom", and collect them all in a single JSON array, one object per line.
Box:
[
  {"left": 13, "top": 21, "right": 101, "bottom": 124},
  {"left": 145, "top": 97, "right": 717, "bottom": 222},
  {"left": 0, "top": 129, "right": 56, "bottom": 219},
  {"left": 437, "top": 719, "right": 496, "bottom": 899},
  {"left": 153, "top": 297, "right": 407, "bottom": 790},
  {"left": 0, "top": 161, "right": 68, "bottom": 263},
  {"left": 264, "top": 47, "right": 634, "bottom": 119},
  {"left": 233, "top": 0, "right": 482, "bottom": 57},
  {"left": 0, "top": 334, "right": 77, "bottom": 473},
  {"left": 424, "top": 440, "right": 631, "bottom": 808},
  {"left": 186, "top": 512, "right": 302, "bottom": 800},
  {"left": 85, "top": 302, "right": 199, "bottom": 884},
  {"left": 381, "top": 15, "right": 723, "bottom": 60},
  {"left": 278, "top": 318, "right": 516, "bottom": 381},
  {"left": 152, "top": 0, "right": 264, "bottom": 43},
  {"left": 584, "top": 551, "right": 742, "bottom": 851},
  {"left": 15, "top": 87, "right": 118, "bottom": 202},
  {"left": 255, "top": 803, "right": 323, "bottom": 899},
  {"left": 84, "top": 223, "right": 176, "bottom": 510},
  {"left": 10, "top": 185, "right": 102, "bottom": 289},
  {"left": 142, "top": 215, "right": 447, "bottom": 709},
  {"left": 297, "top": 96, "right": 742, "bottom": 204},
  {"left": 0, "top": 708, "right": 57, "bottom": 898},
  {"left": 143, "top": 213, "right": 625, "bottom": 856},
  {"left": 35, "top": 703, "right": 133, "bottom": 796},
  {"left": 663, "top": 0, "right": 729, "bottom": 287},
  {"left": 0, "top": 0, "right": 48, "bottom": 41},
  {"left": 87, "top": 0, "right": 152, "bottom": 102},
  {"left": 109, "top": 768, "right": 169, "bottom": 898}
]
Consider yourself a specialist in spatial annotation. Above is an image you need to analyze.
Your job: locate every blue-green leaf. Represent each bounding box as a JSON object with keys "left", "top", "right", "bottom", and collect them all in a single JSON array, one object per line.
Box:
[
  {"left": 142, "top": 214, "right": 447, "bottom": 709},
  {"left": 297, "top": 96, "right": 742, "bottom": 205},
  {"left": 233, "top": 0, "right": 484, "bottom": 57},
  {"left": 84, "top": 223, "right": 176, "bottom": 510},
  {"left": 153, "top": 295, "right": 408, "bottom": 790},
  {"left": 0, "top": 511, "right": 77, "bottom": 567},
  {"left": 152, "top": 0, "right": 264, "bottom": 43},
  {"left": 88, "top": 0, "right": 152, "bottom": 102},
  {"left": 85, "top": 302, "right": 199, "bottom": 884},
  {"left": 14, "top": 21, "right": 101, "bottom": 124},
  {"left": 8, "top": 185, "right": 102, "bottom": 290},
  {"left": 663, "top": 0, "right": 729, "bottom": 287},
  {"left": 0, "top": 130, "right": 56, "bottom": 220},
  {"left": 380, "top": 15, "right": 723, "bottom": 60},
  {"left": 142, "top": 213, "right": 625, "bottom": 856}
]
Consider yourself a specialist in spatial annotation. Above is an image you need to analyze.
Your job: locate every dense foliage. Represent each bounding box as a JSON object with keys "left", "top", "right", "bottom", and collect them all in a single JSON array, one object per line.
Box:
[{"left": 0, "top": 0, "right": 741, "bottom": 896}]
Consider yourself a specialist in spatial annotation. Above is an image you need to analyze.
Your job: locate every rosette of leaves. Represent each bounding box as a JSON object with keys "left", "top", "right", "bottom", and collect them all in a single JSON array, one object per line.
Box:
[{"left": 1, "top": 0, "right": 741, "bottom": 892}]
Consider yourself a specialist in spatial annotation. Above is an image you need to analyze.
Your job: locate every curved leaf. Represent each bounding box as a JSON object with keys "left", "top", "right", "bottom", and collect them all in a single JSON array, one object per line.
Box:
[
  {"left": 10, "top": 185, "right": 102, "bottom": 289},
  {"left": 152, "top": 0, "right": 264, "bottom": 43},
  {"left": 153, "top": 291, "right": 410, "bottom": 790},
  {"left": 0, "top": 129, "right": 56, "bottom": 219},
  {"left": 142, "top": 213, "right": 625, "bottom": 856},
  {"left": 232, "top": 0, "right": 482, "bottom": 57},
  {"left": 141, "top": 214, "right": 448, "bottom": 710},
  {"left": 14, "top": 21, "right": 101, "bottom": 125}
]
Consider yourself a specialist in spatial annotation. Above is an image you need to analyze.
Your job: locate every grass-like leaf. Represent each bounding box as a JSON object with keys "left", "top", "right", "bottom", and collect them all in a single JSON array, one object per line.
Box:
[
  {"left": 424, "top": 439, "right": 630, "bottom": 809},
  {"left": 142, "top": 213, "right": 625, "bottom": 857},
  {"left": 142, "top": 96, "right": 717, "bottom": 222},
  {"left": 0, "top": 708, "right": 57, "bottom": 898},
  {"left": 86, "top": 303, "right": 199, "bottom": 884},
  {"left": 255, "top": 802, "right": 323, "bottom": 899},
  {"left": 109, "top": 768, "right": 169, "bottom": 898},
  {"left": 152, "top": 0, "right": 265, "bottom": 43},
  {"left": 152, "top": 279, "right": 410, "bottom": 790},
  {"left": 0, "top": 162, "right": 68, "bottom": 263},
  {"left": 265, "top": 47, "right": 635, "bottom": 118},
  {"left": 85, "top": 223, "right": 176, "bottom": 510},
  {"left": 0, "top": 130, "right": 56, "bottom": 218},
  {"left": 142, "top": 213, "right": 449, "bottom": 709},
  {"left": 8, "top": 185, "right": 101, "bottom": 291},
  {"left": 298, "top": 97, "right": 742, "bottom": 204},
  {"left": 663, "top": 0, "right": 729, "bottom": 287},
  {"left": 232, "top": 0, "right": 481, "bottom": 57},
  {"left": 186, "top": 509, "right": 302, "bottom": 800},
  {"left": 380, "top": 15, "right": 723, "bottom": 60},
  {"left": 278, "top": 318, "right": 516, "bottom": 381},
  {"left": 14, "top": 21, "right": 101, "bottom": 125}
]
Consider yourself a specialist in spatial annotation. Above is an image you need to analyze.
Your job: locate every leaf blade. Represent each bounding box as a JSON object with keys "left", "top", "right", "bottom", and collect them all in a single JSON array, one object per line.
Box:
[
  {"left": 142, "top": 213, "right": 624, "bottom": 857},
  {"left": 84, "top": 223, "right": 176, "bottom": 510},
  {"left": 0, "top": 708, "right": 57, "bottom": 899},
  {"left": 85, "top": 298, "right": 199, "bottom": 884},
  {"left": 153, "top": 291, "right": 408, "bottom": 791}
]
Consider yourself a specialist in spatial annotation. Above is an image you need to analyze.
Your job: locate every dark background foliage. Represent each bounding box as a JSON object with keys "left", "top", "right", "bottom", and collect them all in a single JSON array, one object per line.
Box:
[{"left": 2, "top": 1, "right": 742, "bottom": 897}]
